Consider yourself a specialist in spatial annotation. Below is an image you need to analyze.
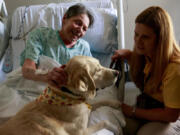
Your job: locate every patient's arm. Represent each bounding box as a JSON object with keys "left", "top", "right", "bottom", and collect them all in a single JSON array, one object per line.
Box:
[
  {"left": 22, "top": 59, "right": 48, "bottom": 82},
  {"left": 22, "top": 58, "right": 68, "bottom": 87}
]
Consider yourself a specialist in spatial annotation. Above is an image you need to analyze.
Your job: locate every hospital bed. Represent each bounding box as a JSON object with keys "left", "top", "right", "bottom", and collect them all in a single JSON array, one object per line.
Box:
[{"left": 0, "top": 0, "right": 140, "bottom": 134}]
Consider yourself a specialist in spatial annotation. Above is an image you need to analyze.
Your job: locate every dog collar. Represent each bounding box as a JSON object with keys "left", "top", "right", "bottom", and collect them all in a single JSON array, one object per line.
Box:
[
  {"left": 60, "top": 86, "right": 81, "bottom": 97},
  {"left": 36, "top": 86, "right": 92, "bottom": 109}
]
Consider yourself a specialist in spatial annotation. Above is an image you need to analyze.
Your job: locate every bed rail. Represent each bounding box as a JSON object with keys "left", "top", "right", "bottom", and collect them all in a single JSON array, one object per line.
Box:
[
  {"left": 0, "top": 0, "right": 9, "bottom": 60},
  {"left": 0, "top": 0, "right": 8, "bottom": 19}
]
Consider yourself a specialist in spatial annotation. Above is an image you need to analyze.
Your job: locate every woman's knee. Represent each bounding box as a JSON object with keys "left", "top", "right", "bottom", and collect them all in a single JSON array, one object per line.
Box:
[
  {"left": 137, "top": 122, "right": 174, "bottom": 135},
  {"left": 123, "top": 117, "right": 143, "bottom": 135}
]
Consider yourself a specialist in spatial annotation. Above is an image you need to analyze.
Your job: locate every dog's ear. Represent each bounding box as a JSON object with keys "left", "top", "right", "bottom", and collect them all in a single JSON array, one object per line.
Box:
[{"left": 68, "top": 67, "right": 96, "bottom": 99}]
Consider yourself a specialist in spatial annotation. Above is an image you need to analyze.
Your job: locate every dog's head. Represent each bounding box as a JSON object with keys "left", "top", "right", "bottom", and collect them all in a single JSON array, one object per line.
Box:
[{"left": 56, "top": 56, "right": 118, "bottom": 99}]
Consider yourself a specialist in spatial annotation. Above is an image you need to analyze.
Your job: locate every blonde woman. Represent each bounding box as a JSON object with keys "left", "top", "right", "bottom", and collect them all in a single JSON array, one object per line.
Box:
[{"left": 112, "top": 6, "right": 180, "bottom": 135}]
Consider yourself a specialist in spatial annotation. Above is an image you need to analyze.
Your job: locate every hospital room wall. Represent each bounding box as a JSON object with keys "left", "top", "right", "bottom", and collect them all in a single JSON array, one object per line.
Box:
[
  {"left": 4, "top": 0, "right": 180, "bottom": 50},
  {"left": 124, "top": 0, "right": 180, "bottom": 49}
]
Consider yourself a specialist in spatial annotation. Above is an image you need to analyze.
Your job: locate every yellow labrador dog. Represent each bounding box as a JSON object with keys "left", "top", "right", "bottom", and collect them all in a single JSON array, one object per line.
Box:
[{"left": 0, "top": 56, "right": 121, "bottom": 135}]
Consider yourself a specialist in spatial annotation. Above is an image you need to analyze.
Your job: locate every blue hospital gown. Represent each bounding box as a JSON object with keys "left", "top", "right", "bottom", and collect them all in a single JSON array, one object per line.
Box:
[{"left": 20, "top": 27, "right": 92, "bottom": 66}]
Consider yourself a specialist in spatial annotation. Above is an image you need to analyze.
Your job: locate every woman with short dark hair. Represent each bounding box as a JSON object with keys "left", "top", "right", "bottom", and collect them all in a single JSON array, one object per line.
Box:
[{"left": 21, "top": 4, "right": 94, "bottom": 88}]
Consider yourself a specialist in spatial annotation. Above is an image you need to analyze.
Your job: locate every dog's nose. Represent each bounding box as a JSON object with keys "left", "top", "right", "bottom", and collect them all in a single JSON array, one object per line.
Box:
[{"left": 113, "top": 71, "right": 119, "bottom": 76}]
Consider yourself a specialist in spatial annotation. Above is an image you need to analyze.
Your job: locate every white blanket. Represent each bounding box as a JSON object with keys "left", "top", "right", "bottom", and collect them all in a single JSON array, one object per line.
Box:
[{"left": 0, "top": 56, "right": 125, "bottom": 135}]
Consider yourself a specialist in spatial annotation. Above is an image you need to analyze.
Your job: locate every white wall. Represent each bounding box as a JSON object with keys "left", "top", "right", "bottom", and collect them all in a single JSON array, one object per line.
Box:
[
  {"left": 123, "top": 0, "right": 180, "bottom": 49},
  {"left": 4, "top": 0, "right": 180, "bottom": 49}
]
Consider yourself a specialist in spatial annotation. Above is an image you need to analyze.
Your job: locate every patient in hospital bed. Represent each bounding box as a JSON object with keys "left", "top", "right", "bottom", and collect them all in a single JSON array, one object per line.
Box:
[{"left": 20, "top": 3, "right": 93, "bottom": 88}]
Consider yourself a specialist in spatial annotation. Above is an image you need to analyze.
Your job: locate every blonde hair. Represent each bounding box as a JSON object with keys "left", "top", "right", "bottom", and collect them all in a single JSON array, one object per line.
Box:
[{"left": 130, "top": 6, "right": 180, "bottom": 92}]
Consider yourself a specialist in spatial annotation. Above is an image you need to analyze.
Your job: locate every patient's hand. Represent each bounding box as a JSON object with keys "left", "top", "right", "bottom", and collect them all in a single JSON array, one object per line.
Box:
[{"left": 47, "top": 65, "right": 68, "bottom": 88}]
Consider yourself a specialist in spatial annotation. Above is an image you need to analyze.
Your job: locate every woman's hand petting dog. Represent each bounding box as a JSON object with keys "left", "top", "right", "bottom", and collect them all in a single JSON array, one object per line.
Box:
[{"left": 47, "top": 65, "right": 68, "bottom": 88}]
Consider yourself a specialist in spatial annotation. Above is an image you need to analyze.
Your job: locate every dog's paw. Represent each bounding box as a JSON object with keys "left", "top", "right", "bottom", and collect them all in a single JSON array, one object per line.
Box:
[{"left": 106, "top": 100, "right": 122, "bottom": 109}]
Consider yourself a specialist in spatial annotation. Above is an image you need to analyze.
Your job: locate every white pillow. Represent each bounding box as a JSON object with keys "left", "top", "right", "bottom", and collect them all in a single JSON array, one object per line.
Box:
[{"left": 84, "top": 8, "right": 117, "bottom": 53}]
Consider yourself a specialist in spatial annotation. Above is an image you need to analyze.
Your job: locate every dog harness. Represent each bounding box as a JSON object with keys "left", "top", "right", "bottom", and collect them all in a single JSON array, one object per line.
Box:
[{"left": 36, "top": 86, "right": 92, "bottom": 109}]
